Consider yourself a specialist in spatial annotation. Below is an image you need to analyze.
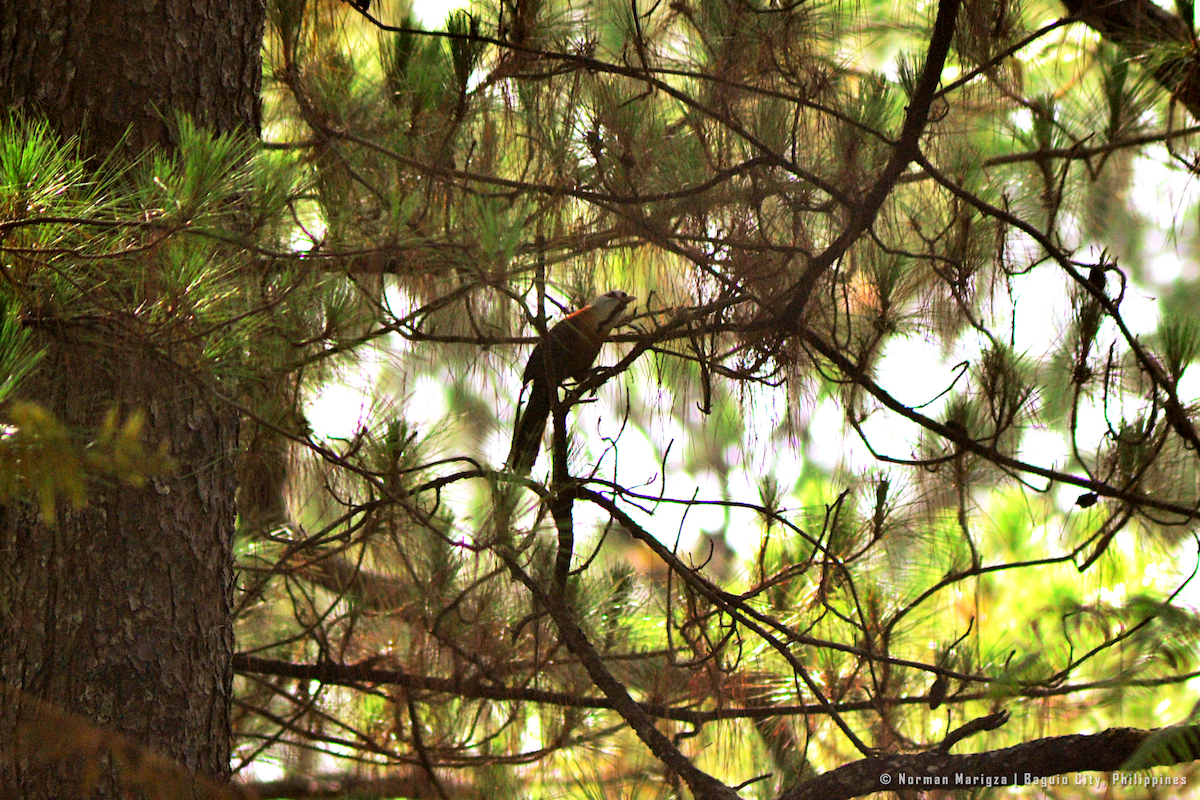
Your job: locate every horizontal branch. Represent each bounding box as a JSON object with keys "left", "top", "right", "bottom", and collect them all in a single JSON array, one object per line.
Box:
[
  {"left": 234, "top": 642, "right": 1200, "bottom": 715},
  {"left": 782, "top": 725, "right": 1199, "bottom": 800},
  {"left": 233, "top": 654, "right": 1199, "bottom": 800}
]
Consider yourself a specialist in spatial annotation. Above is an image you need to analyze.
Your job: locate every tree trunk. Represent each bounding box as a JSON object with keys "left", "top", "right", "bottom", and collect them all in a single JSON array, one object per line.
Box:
[
  {"left": 0, "top": 334, "right": 241, "bottom": 793},
  {"left": 0, "top": 0, "right": 262, "bottom": 794},
  {"left": 0, "top": 0, "right": 263, "bottom": 157}
]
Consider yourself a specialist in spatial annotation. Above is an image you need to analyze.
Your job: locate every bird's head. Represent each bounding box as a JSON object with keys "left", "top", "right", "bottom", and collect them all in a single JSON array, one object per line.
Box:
[{"left": 588, "top": 290, "right": 635, "bottom": 332}]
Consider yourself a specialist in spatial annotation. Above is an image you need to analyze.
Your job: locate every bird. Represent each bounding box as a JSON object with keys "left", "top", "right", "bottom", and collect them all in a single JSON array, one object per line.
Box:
[{"left": 507, "top": 290, "right": 635, "bottom": 474}]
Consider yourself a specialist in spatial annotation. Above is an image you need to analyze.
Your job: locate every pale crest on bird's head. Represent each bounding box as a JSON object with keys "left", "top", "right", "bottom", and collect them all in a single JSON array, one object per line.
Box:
[{"left": 589, "top": 290, "right": 635, "bottom": 330}]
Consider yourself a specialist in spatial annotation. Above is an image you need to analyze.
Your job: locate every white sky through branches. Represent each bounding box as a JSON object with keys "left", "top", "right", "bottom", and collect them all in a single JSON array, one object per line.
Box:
[
  {"left": 304, "top": 190, "right": 1191, "bottom": 535},
  {"left": 300, "top": 6, "right": 1200, "bottom": 599}
]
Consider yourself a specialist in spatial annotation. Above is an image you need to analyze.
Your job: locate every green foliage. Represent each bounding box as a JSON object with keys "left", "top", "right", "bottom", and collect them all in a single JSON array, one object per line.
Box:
[
  {"left": 1124, "top": 725, "right": 1200, "bottom": 771},
  {"left": 229, "top": 0, "right": 1200, "bottom": 770},
  {"left": 0, "top": 296, "right": 43, "bottom": 406},
  {"left": 14, "top": 0, "right": 1197, "bottom": 792},
  {"left": 0, "top": 117, "right": 98, "bottom": 219},
  {"left": 0, "top": 402, "right": 174, "bottom": 524},
  {"left": 0, "top": 108, "right": 348, "bottom": 531},
  {"left": 1155, "top": 317, "right": 1200, "bottom": 383}
]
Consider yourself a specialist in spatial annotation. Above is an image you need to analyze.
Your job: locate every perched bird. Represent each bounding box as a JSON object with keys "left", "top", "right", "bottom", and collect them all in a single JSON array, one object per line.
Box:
[{"left": 507, "top": 290, "right": 635, "bottom": 473}]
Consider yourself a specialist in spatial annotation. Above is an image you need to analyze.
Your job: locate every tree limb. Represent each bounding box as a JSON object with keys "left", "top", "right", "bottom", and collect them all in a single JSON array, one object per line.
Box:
[
  {"left": 781, "top": 725, "right": 1199, "bottom": 800},
  {"left": 1061, "top": 0, "right": 1200, "bottom": 119}
]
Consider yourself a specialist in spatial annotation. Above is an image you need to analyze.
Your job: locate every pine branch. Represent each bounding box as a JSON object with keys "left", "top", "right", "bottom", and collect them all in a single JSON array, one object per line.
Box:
[
  {"left": 781, "top": 725, "right": 1200, "bottom": 800},
  {"left": 777, "top": 0, "right": 963, "bottom": 328},
  {"left": 1061, "top": 0, "right": 1200, "bottom": 119}
]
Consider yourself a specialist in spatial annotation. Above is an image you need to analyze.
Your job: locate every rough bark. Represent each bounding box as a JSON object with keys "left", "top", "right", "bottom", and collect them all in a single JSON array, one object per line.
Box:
[
  {"left": 0, "top": 0, "right": 263, "bottom": 157},
  {"left": 0, "top": 331, "right": 241, "bottom": 795},
  {"left": 0, "top": 0, "right": 261, "bottom": 794}
]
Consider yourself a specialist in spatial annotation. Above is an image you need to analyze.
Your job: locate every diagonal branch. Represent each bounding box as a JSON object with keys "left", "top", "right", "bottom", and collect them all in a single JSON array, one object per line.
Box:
[
  {"left": 776, "top": 0, "right": 962, "bottom": 329},
  {"left": 495, "top": 551, "right": 744, "bottom": 800}
]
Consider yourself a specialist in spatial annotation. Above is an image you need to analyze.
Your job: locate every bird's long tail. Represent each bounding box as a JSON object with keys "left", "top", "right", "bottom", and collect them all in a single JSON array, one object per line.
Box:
[{"left": 508, "top": 380, "right": 551, "bottom": 474}]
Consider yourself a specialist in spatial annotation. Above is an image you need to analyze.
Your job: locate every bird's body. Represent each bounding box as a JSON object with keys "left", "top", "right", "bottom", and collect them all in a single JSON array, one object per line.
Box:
[{"left": 507, "top": 290, "right": 634, "bottom": 473}]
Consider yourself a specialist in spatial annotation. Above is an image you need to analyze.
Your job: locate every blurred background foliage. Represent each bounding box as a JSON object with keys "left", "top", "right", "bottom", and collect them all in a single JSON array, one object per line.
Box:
[{"left": 5, "top": 0, "right": 1200, "bottom": 794}]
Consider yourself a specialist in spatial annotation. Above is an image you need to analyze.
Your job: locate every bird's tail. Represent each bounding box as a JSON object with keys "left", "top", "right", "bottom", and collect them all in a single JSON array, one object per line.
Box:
[{"left": 508, "top": 381, "right": 551, "bottom": 474}]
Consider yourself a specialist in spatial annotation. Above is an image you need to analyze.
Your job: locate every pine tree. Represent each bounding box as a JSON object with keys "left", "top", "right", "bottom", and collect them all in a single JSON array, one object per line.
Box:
[
  {"left": 7, "top": 0, "right": 1200, "bottom": 795},
  {"left": 0, "top": 1, "right": 263, "bottom": 796}
]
